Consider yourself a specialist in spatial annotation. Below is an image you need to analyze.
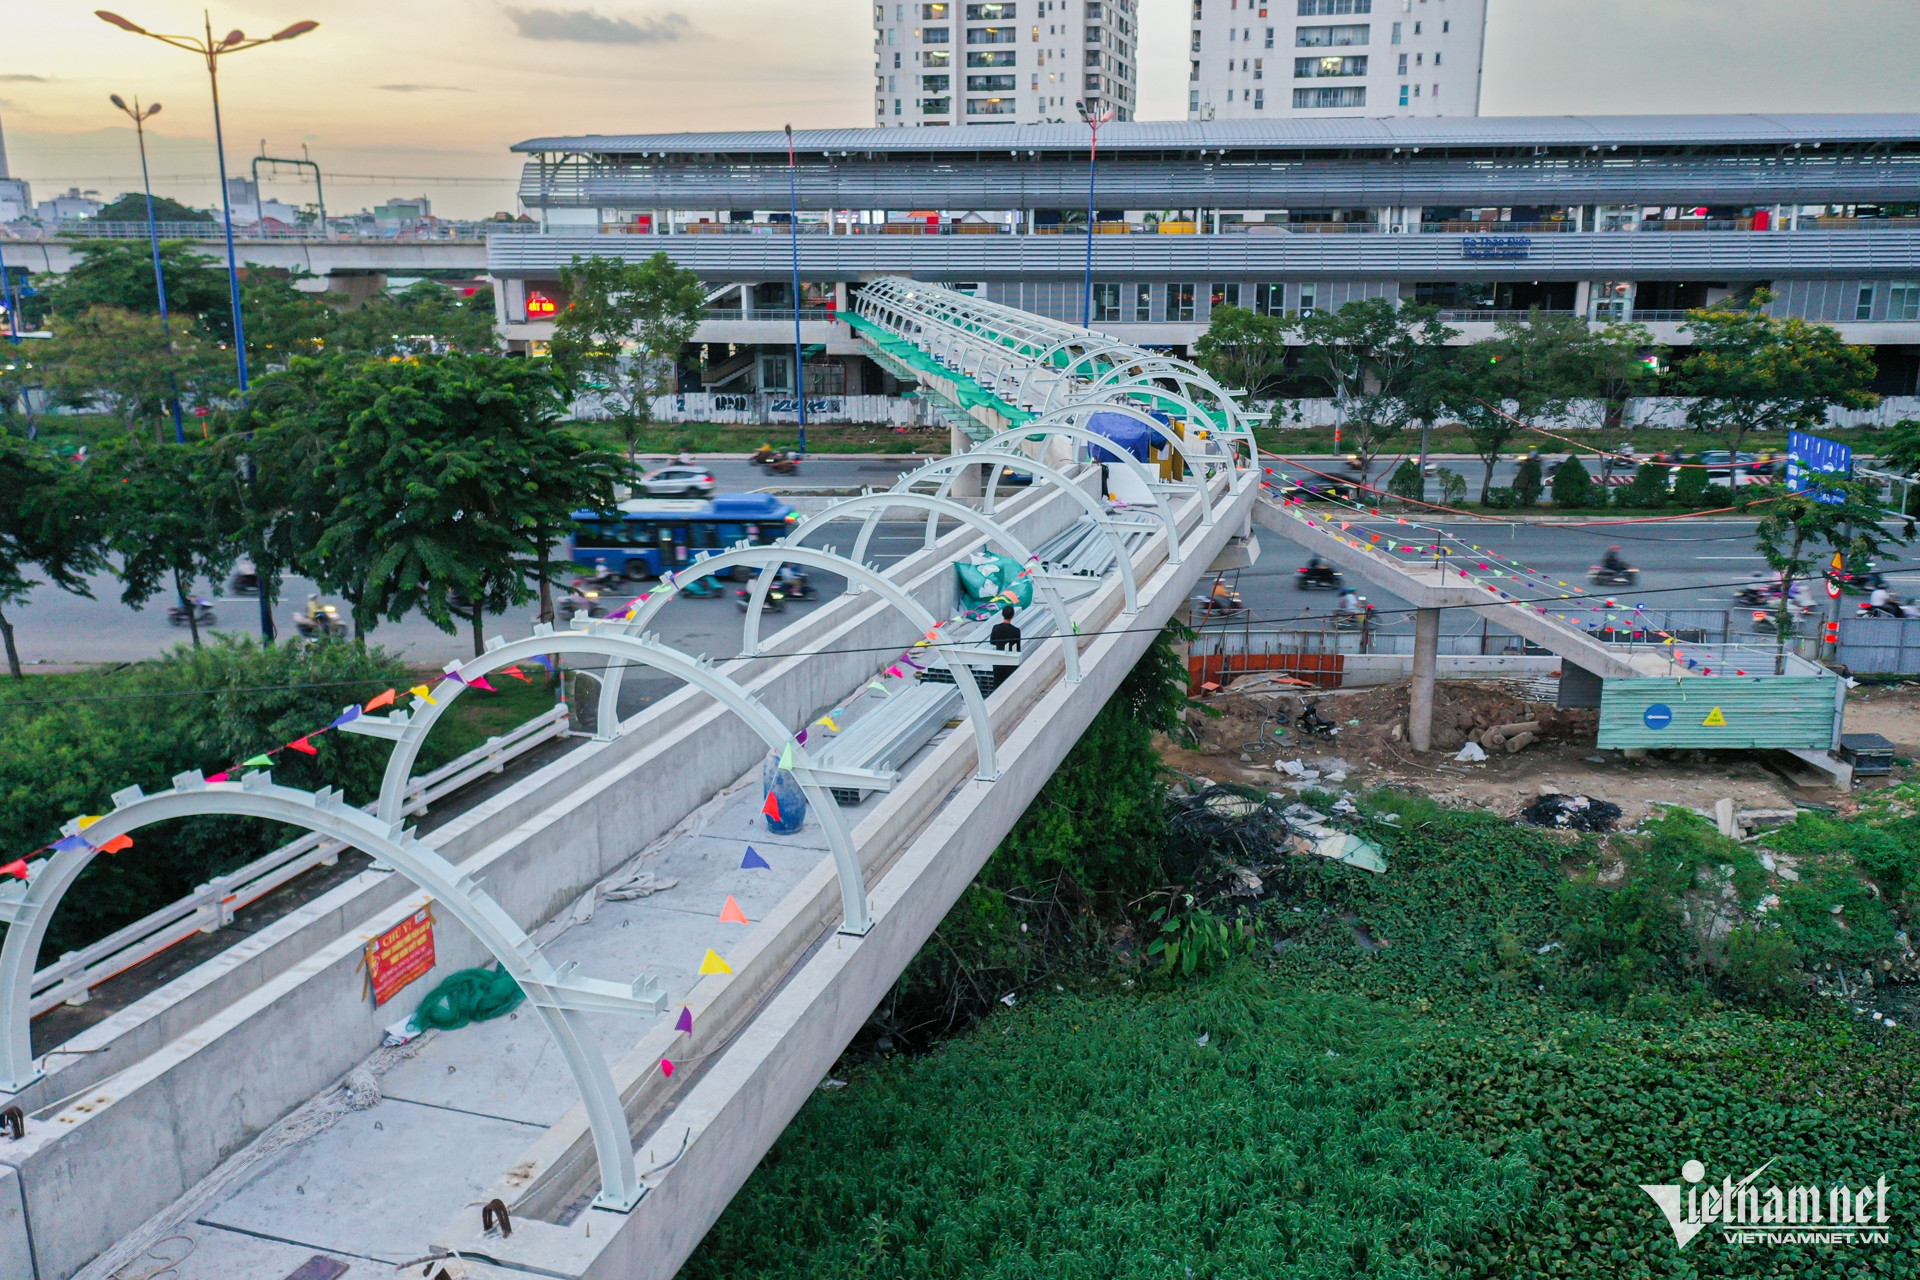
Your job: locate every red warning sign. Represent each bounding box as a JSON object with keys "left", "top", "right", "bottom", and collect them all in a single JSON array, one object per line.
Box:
[{"left": 365, "top": 905, "right": 436, "bottom": 1007}]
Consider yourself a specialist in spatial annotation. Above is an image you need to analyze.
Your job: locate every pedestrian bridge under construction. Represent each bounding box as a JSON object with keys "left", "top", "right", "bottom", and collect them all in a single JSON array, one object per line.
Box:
[{"left": 0, "top": 284, "right": 1264, "bottom": 1280}]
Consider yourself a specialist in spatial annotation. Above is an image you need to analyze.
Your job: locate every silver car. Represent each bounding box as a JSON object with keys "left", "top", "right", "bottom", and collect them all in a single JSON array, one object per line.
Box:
[{"left": 637, "top": 465, "right": 716, "bottom": 498}]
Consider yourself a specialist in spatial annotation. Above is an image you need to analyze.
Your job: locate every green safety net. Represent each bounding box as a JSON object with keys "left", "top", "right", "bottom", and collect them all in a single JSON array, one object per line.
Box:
[
  {"left": 411, "top": 965, "right": 525, "bottom": 1032},
  {"left": 956, "top": 553, "right": 1033, "bottom": 610},
  {"left": 841, "top": 311, "right": 1034, "bottom": 425}
]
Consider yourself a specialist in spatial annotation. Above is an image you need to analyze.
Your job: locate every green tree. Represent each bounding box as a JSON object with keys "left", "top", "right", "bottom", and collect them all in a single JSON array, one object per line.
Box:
[
  {"left": 1439, "top": 310, "right": 1601, "bottom": 502},
  {"left": 547, "top": 253, "right": 705, "bottom": 461},
  {"left": 1386, "top": 457, "right": 1425, "bottom": 504},
  {"left": 238, "top": 270, "right": 335, "bottom": 368},
  {"left": 92, "top": 192, "right": 213, "bottom": 223},
  {"left": 1679, "top": 295, "right": 1880, "bottom": 471},
  {"left": 1512, "top": 455, "right": 1544, "bottom": 506},
  {"left": 0, "top": 438, "right": 108, "bottom": 679},
  {"left": 36, "top": 306, "right": 221, "bottom": 439},
  {"left": 1193, "top": 304, "right": 1290, "bottom": 399},
  {"left": 327, "top": 281, "right": 498, "bottom": 358},
  {"left": 1671, "top": 460, "right": 1710, "bottom": 507},
  {"left": 47, "top": 239, "right": 229, "bottom": 319},
  {"left": 1751, "top": 479, "right": 1909, "bottom": 672},
  {"left": 1549, "top": 454, "right": 1598, "bottom": 508},
  {"left": 85, "top": 438, "right": 240, "bottom": 648},
  {"left": 1293, "top": 298, "right": 1455, "bottom": 480}
]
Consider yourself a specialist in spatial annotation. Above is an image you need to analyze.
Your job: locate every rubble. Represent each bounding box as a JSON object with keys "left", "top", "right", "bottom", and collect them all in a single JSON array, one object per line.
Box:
[{"left": 1519, "top": 793, "right": 1623, "bottom": 832}]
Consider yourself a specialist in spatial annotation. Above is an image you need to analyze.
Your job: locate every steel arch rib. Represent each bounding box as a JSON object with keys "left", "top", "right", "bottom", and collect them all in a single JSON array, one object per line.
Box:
[
  {"left": 367, "top": 630, "right": 871, "bottom": 936},
  {"left": 895, "top": 452, "right": 1142, "bottom": 614},
  {"left": 1013, "top": 409, "right": 1218, "bottom": 526},
  {"left": 608, "top": 544, "right": 1003, "bottom": 781},
  {"left": 0, "top": 776, "right": 650, "bottom": 1209},
  {"left": 1076, "top": 382, "right": 1258, "bottom": 472},
  {"left": 784, "top": 492, "right": 1082, "bottom": 686}
]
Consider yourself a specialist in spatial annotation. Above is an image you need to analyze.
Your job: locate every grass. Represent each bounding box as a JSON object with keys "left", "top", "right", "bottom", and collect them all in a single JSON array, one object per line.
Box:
[{"left": 412, "top": 671, "right": 561, "bottom": 774}]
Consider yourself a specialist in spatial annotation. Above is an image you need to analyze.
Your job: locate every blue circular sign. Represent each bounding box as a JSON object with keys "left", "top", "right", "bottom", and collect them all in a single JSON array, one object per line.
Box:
[{"left": 1644, "top": 703, "right": 1673, "bottom": 731}]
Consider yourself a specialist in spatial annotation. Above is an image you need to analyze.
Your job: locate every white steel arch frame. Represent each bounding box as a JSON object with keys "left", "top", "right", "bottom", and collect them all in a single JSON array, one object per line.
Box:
[
  {"left": 1007, "top": 408, "right": 1221, "bottom": 527},
  {"left": 1076, "top": 366, "right": 1259, "bottom": 459},
  {"left": 0, "top": 773, "right": 663, "bottom": 1209},
  {"left": 361, "top": 628, "right": 872, "bottom": 937},
  {"left": 606, "top": 544, "right": 1004, "bottom": 782},
  {"left": 892, "top": 452, "right": 1143, "bottom": 615},
  {"left": 783, "top": 492, "right": 1083, "bottom": 686},
  {"left": 1072, "top": 380, "right": 1259, "bottom": 470}
]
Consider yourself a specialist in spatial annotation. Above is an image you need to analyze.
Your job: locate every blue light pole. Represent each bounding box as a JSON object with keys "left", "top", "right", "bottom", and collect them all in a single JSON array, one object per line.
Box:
[
  {"left": 96, "top": 11, "right": 319, "bottom": 399},
  {"left": 784, "top": 123, "right": 806, "bottom": 456},
  {"left": 110, "top": 93, "right": 185, "bottom": 443},
  {"left": 1076, "top": 99, "right": 1114, "bottom": 328}
]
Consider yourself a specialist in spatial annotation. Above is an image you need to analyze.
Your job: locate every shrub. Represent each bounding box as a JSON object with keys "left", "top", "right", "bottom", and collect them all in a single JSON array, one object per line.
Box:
[
  {"left": 1481, "top": 485, "right": 1518, "bottom": 509},
  {"left": 1549, "top": 455, "right": 1598, "bottom": 507},
  {"left": 1615, "top": 461, "right": 1671, "bottom": 508},
  {"left": 1386, "top": 457, "right": 1425, "bottom": 503},
  {"left": 1672, "top": 461, "right": 1709, "bottom": 506},
  {"left": 1433, "top": 467, "right": 1468, "bottom": 506},
  {"left": 1511, "top": 455, "right": 1544, "bottom": 506}
]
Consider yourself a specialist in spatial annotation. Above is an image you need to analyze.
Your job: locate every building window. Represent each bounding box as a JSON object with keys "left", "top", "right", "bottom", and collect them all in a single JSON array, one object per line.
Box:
[
  {"left": 1857, "top": 282, "right": 1877, "bottom": 321},
  {"left": 1297, "top": 283, "right": 1317, "bottom": 316},
  {"left": 921, "top": 95, "right": 952, "bottom": 112},
  {"left": 1442, "top": 18, "right": 1449, "bottom": 30},
  {"left": 926, "top": 48, "right": 952, "bottom": 63},
  {"left": 888, "top": 74, "right": 897, "bottom": 90},
  {"left": 1295, "top": 84, "right": 1365, "bottom": 106},
  {"left": 1254, "top": 87, "right": 1265, "bottom": 108},
  {"left": 968, "top": 24, "right": 1017, "bottom": 41},
  {"left": 1432, "top": 49, "right": 1440, "bottom": 63},
  {"left": 1093, "top": 282, "right": 1122, "bottom": 323},
  {"left": 1134, "top": 283, "right": 1152, "bottom": 322},
  {"left": 1189, "top": 87, "right": 1200, "bottom": 110},
  {"left": 895, "top": 98, "right": 904, "bottom": 113},
  {"left": 1227, "top": 89, "right": 1235, "bottom": 102},
  {"left": 967, "top": 48, "right": 1014, "bottom": 64},
  {"left": 1390, "top": 19, "right": 1400, "bottom": 41},
  {"left": 1253, "top": 57, "right": 1263, "bottom": 78},
  {"left": 922, "top": 1, "right": 948, "bottom": 14},
  {"left": 1295, "top": 54, "right": 1366, "bottom": 76},
  {"left": 894, "top": 51, "right": 902, "bottom": 65},
  {"left": 967, "top": 95, "right": 1017, "bottom": 112},
  {"left": 1398, "top": 82, "right": 1408, "bottom": 105},
  {"left": 887, "top": 26, "right": 897, "bottom": 42},
  {"left": 1296, "top": 23, "right": 1368, "bottom": 44},
  {"left": 924, "top": 25, "right": 951, "bottom": 40},
  {"left": 1265, "top": 26, "right": 1274, "bottom": 46},
  {"left": 1210, "top": 282, "right": 1241, "bottom": 310},
  {"left": 1170, "top": 283, "right": 1196, "bottom": 321},
  {"left": 1396, "top": 52, "right": 1406, "bottom": 73},
  {"left": 1254, "top": 282, "right": 1285, "bottom": 316},
  {"left": 969, "top": 73, "right": 1017, "bottom": 88},
  {"left": 1888, "top": 282, "right": 1920, "bottom": 321},
  {"left": 965, "top": 1, "right": 1014, "bottom": 15},
  {"left": 1412, "top": 19, "right": 1420, "bottom": 32},
  {"left": 1086, "top": 72, "right": 1102, "bottom": 89},
  {"left": 1296, "top": 0, "right": 1369, "bottom": 12},
  {"left": 923, "top": 74, "right": 951, "bottom": 90}
]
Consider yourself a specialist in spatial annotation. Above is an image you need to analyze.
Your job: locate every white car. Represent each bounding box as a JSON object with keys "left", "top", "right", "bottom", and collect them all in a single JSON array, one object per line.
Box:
[{"left": 637, "top": 465, "right": 716, "bottom": 498}]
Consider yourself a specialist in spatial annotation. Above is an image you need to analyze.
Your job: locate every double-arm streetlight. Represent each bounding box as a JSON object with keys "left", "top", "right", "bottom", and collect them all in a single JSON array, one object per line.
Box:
[
  {"left": 109, "top": 93, "right": 185, "bottom": 442},
  {"left": 95, "top": 11, "right": 318, "bottom": 397},
  {"left": 1076, "top": 99, "right": 1115, "bottom": 329}
]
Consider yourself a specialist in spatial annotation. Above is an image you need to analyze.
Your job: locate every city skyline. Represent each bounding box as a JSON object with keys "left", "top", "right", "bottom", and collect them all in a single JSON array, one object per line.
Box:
[{"left": 3, "top": 0, "right": 1919, "bottom": 219}]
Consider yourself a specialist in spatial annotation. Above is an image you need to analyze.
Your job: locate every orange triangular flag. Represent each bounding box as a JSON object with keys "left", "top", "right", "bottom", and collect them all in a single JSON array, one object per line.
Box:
[
  {"left": 762, "top": 790, "right": 781, "bottom": 821},
  {"left": 718, "top": 895, "right": 749, "bottom": 925},
  {"left": 286, "top": 736, "right": 318, "bottom": 755},
  {"left": 364, "top": 688, "right": 397, "bottom": 711},
  {"left": 98, "top": 835, "right": 134, "bottom": 854},
  {"left": 698, "top": 949, "right": 732, "bottom": 975}
]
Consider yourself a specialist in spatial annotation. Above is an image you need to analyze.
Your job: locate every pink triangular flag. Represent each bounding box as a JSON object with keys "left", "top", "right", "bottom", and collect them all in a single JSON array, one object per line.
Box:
[
  {"left": 467, "top": 676, "right": 498, "bottom": 692},
  {"left": 674, "top": 1006, "right": 693, "bottom": 1034},
  {"left": 718, "top": 895, "right": 749, "bottom": 925},
  {"left": 660, "top": 1058, "right": 675, "bottom": 1077}
]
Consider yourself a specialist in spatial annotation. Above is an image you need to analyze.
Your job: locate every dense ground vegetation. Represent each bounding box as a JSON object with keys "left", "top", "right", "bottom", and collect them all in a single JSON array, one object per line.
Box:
[{"left": 685, "top": 638, "right": 1920, "bottom": 1279}]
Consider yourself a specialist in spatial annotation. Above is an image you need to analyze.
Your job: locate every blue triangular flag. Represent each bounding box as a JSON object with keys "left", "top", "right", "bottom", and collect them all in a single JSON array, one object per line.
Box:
[
  {"left": 532, "top": 653, "right": 555, "bottom": 672},
  {"left": 741, "top": 846, "right": 771, "bottom": 870},
  {"left": 328, "top": 706, "right": 362, "bottom": 729}
]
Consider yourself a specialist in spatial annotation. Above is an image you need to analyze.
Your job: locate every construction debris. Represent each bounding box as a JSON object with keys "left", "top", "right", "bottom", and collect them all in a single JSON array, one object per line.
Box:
[
  {"left": 1519, "top": 793, "right": 1623, "bottom": 832},
  {"left": 1453, "top": 741, "right": 1488, "bottom": 763}
]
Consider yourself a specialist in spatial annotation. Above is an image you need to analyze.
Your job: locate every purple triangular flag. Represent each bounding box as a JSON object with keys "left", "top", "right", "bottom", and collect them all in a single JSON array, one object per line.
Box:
[
  {"left": 674, "top": 1006, "right": 694, "bottom": 1035},
  {"left": 741, "top": 846, "right": 771, "bottom": 870}
]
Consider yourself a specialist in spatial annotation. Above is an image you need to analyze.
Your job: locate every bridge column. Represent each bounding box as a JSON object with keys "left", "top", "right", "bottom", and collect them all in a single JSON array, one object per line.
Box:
[{"left": 1409, "top": 607, "right": 1440, "bottom": 752}]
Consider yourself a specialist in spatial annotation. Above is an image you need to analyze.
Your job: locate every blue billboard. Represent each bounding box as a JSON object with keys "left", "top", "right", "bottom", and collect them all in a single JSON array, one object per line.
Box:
[{"left": 1786, "top": 430, "right": 1851, "bottom": 505}]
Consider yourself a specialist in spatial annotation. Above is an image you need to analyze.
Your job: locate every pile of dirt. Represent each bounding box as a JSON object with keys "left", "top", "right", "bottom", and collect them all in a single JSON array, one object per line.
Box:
[{"left": 1186, "top": 680, "right": 1597, "bottom": 765}]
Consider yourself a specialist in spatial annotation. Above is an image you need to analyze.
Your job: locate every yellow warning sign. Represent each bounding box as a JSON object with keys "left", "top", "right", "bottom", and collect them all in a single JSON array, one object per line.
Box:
[{"left": 1702, "top": 706, "right": 1728, "bottom": 727}]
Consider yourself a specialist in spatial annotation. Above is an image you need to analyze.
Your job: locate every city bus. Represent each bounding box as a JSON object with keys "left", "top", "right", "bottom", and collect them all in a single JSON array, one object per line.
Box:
[{"left": 567, "top": 492, "right": 798, "bottom": 580}]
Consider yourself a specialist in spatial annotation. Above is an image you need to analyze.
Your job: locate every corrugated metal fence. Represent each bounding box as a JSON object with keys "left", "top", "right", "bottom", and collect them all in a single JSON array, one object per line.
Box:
[{"left": 1835, "top": 617, "right": 1920, "bottom": 675}]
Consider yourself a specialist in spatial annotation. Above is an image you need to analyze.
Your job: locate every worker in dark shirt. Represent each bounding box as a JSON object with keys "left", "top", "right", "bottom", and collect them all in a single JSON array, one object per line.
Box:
[{"left": 989, "top": 605, "right": 1022, "bottom": 691}]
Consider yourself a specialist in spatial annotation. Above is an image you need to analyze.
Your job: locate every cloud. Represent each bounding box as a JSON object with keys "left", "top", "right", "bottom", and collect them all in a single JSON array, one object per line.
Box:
[
  {"left": 504, "top": 7, "right": 691, "bottom": 43},
  {"left": 377, "top": 84, "right": 476, "bottom": 93},
  {"left": 0, "top": 74, "right": 50, "bottom": 83}
]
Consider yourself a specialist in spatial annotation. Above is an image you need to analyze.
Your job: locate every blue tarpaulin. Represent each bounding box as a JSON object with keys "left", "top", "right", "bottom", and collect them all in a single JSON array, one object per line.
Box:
[{"left": 1085, "top": 411, "right": 1151, "bottom": 464}]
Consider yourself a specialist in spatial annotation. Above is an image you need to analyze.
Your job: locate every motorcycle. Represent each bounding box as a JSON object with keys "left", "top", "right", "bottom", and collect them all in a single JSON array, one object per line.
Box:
[
  {"left": 168, "top": 598, "right": 216, "bottom": 628},
  {"left": 225, "top": 563, "right": 260, "bottom": 597},
  {"left": 736, "top": 584, "right": 789, "bottom": 612},
  {"left": 1587, "top": 564, "right": 1640, "bottom": 588},
  {"left": 1332, "top": 599, "right": 1372, "bottom": 632},
  {"left": 1752, "top": 603, "right": 1816, "bottom": 633},
  {"left": 768, "top": 451, "right": 801, "bottom": 476},
  {"left": 748, "top": 444, "right": 778, "bottom": 466},
  {"left": 292, "top": 599, "right": 347, "bottom": 639},
  {"left": 1295, "top": 562, "right": 1343, "bottom": 592},
  {"left": 1734, "top": 580, "right": 1780, "bottom": 608},
  {"left": 1295, "top": 701, "right": 1340, "bottom": 740}
]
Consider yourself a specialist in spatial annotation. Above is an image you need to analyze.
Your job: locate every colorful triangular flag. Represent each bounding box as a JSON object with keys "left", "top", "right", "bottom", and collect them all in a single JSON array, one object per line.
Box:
[
  {"left": 762, "top": 790, "right": 782, "bottom": 822},
  {"left": 660, "top": 1058, "right": 675, "bottom": 1077},
  {"left": 467, "top": 676, "right": 498, "bottom": 692},
  {"left": 718, "top": 895, "right": 750, "bottom": 925},
  {"left": 0, "top": 860, "right": 28, "bottom": 881},
  {"left": 408, "top": 684, "right": 438, "bottom": 706},
  {"left": 286, "top": 736, "right": 319, "bottom": 755},
  {"left": 329, "top": 707, "right": 362, "bottom": 729},
  {"left": 364, "top": 688, "right": 396, "bottom": 711},
  {"left": 98, "top": 834, "right": 133, "bottom": 854},
  {"left": 242, "top": 754, "right": 273, "bottom": 768},
  {"left": 778, "top": 742, "right": 796, "bottom": 769},
  {"left": 206, "top": 771, "right": 231, "bottom": 784},
  {"left": 741, "top": 846, "right": 771, "bottom": 869},
  {"left": 674, "top": 1006, "right": 694, "bottom": 1034},
  {"left": 698, "top": 949, "right": 732, "bottom": 976},
  {"left": 502, "top": 665, "right": 530, "bottom": 682}
]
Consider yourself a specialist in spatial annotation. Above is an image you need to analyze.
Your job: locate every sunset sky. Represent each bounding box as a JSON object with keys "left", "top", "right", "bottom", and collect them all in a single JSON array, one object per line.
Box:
[{"left": 4, "top": 0, "right": 1919, "bottom": 220}]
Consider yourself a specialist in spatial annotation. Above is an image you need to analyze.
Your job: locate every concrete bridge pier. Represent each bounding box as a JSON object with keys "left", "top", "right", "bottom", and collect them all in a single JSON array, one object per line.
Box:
[{"left": 1409, "top": 606, "right": 1440, "bottom": 752}]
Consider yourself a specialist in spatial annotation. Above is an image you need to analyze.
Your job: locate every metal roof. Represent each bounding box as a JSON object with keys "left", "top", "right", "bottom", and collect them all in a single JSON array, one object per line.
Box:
[{"left": 513, "top": 114, "right": 1920, "bottom": 156}]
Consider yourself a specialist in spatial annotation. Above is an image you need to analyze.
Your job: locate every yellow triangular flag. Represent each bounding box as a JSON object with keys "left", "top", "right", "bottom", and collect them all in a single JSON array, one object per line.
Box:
[
  {"left": 698, "top": 948, "right": 732, "bottom": 975},
  {"left": 408, "top": 684, "right": 438, "bottom": 706},
  {"left": 1702, "top": 706, "right": 1727, "bottom": 726}
]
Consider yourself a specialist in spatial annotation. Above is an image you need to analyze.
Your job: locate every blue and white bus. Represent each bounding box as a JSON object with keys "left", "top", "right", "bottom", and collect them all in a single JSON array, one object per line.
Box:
[{"left": 567, "top": 492, "right": 798, "bottom": 579}]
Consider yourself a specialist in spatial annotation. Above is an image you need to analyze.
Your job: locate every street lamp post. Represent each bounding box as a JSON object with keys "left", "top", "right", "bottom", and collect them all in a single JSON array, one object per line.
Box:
[
  {"left": 1076, "top": 99, "right": 1115, "bottom": 329},
  {"left": 784, "top": 123, "right": 806, "bottom": 456},
  {"left": 95, "top": 11, "right": 319, "bottom": 399},
  {"left": 110, "top": 93, "right": 185, "bottom": 443}
]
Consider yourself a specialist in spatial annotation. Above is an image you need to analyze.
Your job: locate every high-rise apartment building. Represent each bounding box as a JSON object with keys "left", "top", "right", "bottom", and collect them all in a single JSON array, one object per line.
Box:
[
  {"left": 1187, "top": 0, "right": 1485, "bottom": 121},
  {"left": 874, "top": 1, "right": 1137, "bottom": 128}
]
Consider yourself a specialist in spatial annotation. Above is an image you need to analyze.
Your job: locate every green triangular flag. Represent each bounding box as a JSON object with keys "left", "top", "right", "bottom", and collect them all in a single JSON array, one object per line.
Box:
[
  {"left": 242, "top": 754, "right": 273, "bottom": 768},
  {"left": 778, "top": 742, "right": 796, "bottom": 769}
]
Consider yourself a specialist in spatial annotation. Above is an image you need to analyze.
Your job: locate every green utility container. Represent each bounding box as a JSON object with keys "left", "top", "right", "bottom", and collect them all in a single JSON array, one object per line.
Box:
[{"left": 1598, "top": 671, "right": 1841, "bottom": 750}]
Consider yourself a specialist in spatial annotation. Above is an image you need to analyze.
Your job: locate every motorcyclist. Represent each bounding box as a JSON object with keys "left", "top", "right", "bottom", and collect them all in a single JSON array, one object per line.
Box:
[
  {"left": 676, "top": 447, "right": 695, "bottom": 465},
  {"left": 1336, "top": 586, "right": 1360, "bottom": 615},
  {"left": 1601, "top": 546, "right": 1630, "bottom": 574}
]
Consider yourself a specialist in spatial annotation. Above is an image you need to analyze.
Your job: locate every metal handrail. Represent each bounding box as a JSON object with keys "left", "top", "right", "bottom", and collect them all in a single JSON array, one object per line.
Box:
[{"left": 25, "top": 703, "right": 568, "bottom": 1019}]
